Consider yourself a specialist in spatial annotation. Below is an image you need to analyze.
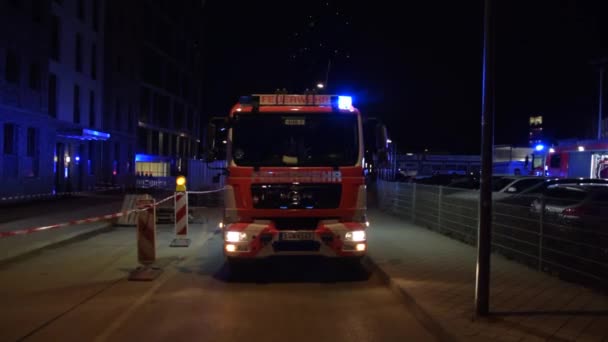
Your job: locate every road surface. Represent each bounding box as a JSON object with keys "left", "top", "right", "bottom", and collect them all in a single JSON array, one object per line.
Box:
[{"left": 0, "top": 210, "right": 437, "bottom": 342}]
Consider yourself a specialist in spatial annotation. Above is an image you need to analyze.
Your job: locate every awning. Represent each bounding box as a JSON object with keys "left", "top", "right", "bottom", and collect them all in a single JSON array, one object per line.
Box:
[{"left": 57, "top": 128, "right": 111, "bottom": 141}]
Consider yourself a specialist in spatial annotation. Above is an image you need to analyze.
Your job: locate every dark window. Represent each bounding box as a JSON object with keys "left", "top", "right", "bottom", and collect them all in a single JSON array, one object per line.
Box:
[
  {"left": 3, "top": 124, "right": 16, "bottom": 155},
  {"left": 115, "top": 98, "right": 122, "bottom": 130},
  {"left": 5, "top": 51, "right": 19, "bottom": 84},
  {"left": 114, "top": 142, "right": 121, "bottom": 174},
  {"left": 115, "top": 55, "right": 122, "bottom": 73},
  {"left": 550, "top": 154, "right": 562, "bottom": 169},
  {"left": 128, "top": 103, "right": 134, "bottom": 132},
  {"left": 90, "top": 43, "right": 97, "bottom": 79},
  {"left": 51, "top": 16, "right": 60, "bottom": 60},
  {"left": 89, "top": 91, "right": 95, "bottom": 127},
  {"left": 32, "top": 0, "right": 43, "bottom": 22},
  {"left": 27, "top": 128, "right": 37, "bottom": 157},
  {"left": 88, "top": 141, "right": 95, "bottom": 175},
  {"left": 73, "top": 85, "right": 80, "bottom": 123},
  {"left": 28, "top": 63, "right": 41, "bottom": 90},
  {"left": 48, "top": 73, "right": 57, "bottom": 117},
  {"left": 92, "top": 0, "right": 99, "bottom": 31},
  {"left": 140, "top": 88, "right": 150, "bottom": 122},
  {"left": 75, "top": 34, "right": 83, "bottom": 72},
  {"left": 136, "top": 127, "right": 147, "bottom": 153},
  {"left": 231, "top": 113, "right": 359, "bottom": 167},
  {"left": 77, "top": 0, "right": 84, "bottom": 21}
]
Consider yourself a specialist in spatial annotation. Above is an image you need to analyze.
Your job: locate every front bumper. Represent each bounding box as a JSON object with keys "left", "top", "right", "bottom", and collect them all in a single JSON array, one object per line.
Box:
[{"left": 223, "top": 220, "right": 367, "bottom": 258}]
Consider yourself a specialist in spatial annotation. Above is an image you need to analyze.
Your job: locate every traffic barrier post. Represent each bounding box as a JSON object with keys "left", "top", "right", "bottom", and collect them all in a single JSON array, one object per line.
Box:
[
  {"left": 128, "top": 197, "right": 162, "bottom": 281},
  {"left": 171, "top": 176, "right": 191, "bottom": 247}
]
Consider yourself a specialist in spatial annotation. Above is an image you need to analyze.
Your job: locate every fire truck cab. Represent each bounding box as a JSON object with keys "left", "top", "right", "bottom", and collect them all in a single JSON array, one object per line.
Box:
[{"left": 211, "top": 93, "right": 370, "bottom": 264}]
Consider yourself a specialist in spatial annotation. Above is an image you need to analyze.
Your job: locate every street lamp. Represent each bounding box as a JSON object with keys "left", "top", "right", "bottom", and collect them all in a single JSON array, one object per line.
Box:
[{"left": 316, "top": 83, "right": 324, "bottom": 89}]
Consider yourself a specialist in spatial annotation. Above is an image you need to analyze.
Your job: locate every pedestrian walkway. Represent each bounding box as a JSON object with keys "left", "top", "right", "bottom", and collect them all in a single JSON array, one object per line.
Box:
[
  {"left": 0, "top": 194, "right": 124, "bottom": 263},
  {"left": 368, "top": 209, "right": 608, "bottom": 342}
]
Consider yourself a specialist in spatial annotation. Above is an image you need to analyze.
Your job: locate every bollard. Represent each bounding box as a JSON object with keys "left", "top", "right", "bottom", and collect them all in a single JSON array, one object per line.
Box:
[
  {"left": 129, "top": 197, "right": 162, "bottom": 281},
  {"left": 171, "top": 176, "right": 191, "bottom": 247}
]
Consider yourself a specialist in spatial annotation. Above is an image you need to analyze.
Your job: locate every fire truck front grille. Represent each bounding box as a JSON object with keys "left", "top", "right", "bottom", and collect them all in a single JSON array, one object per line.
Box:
[{"left": 251, "top": 183, "right": 341, "bottom": 209}]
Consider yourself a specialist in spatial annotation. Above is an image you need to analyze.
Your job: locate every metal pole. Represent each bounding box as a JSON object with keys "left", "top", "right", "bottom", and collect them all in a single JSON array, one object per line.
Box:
[
  {"left": 598, "top": 66, "right": 604, "bottom": 140},
  {"left": 475, "top": 0, "right": 495, "bottom": 318}
]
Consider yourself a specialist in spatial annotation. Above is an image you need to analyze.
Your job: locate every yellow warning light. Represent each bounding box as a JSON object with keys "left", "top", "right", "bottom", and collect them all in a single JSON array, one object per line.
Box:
[{"left": 176, "top": 176, "right": 187, "bottom": 191}]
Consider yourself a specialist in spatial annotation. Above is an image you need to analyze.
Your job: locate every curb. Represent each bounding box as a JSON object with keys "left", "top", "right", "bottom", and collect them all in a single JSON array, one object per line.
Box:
[
  {"left": 364, "top": 256, "right": 460, "bottom": 342},
  {"left": 0, "top": 222, "right": 114, "bottom": 266}
]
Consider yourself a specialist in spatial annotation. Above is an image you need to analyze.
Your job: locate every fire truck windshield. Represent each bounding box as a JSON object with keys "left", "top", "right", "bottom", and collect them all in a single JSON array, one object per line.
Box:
[{"left": 231, "top": 113, "right": 359, "bottom": 167}]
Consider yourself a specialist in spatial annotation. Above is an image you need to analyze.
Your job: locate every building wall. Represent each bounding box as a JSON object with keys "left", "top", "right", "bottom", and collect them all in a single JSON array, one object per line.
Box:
[
  {"left": 104, "top": 0, "right": 204, "bottom": 187},
  {"left": 0, "top": 0, "right": 55, "bottom": 197},
  {"left": 0, "top": 0, "right": 108, "bottom": 198},
  {"left": 50, "top": 0, "right": 106, "bottom": 192}
]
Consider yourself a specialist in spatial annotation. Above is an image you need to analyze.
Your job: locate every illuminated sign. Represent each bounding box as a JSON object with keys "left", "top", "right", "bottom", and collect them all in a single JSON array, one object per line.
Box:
[
  {"left": 251, "top": 170, "right": 342, "bottom": 183},
  {"left": 257, "top": 94, "right": 332, "bottom": 106}
]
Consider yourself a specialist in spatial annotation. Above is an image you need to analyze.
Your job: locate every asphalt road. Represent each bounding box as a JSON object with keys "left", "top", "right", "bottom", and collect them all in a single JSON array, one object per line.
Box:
[{"left": 0, "top": 211, "right": 436, "bottom": 342}]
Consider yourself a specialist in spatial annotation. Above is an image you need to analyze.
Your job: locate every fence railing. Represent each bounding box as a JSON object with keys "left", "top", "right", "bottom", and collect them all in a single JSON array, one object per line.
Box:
[{"left": 376, "top": 180, "right": 608, "bottom": 291}]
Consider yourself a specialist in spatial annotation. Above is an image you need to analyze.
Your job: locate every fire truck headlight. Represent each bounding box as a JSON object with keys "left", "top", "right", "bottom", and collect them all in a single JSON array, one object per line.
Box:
[
  {"left": 225, "top": 231, "right": 247, "bottom": 242},
  {"left": 345, "top": 230, "right": 366, "bottom": 242}
]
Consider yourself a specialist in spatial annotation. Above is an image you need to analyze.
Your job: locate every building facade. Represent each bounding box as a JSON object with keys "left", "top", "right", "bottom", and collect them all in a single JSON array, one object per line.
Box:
[
  {"left": 0, "top": 0, "right": 108, "bottom": 198},
  {"left": 104, "top": 1, "right": 205, "bottom": 189}
]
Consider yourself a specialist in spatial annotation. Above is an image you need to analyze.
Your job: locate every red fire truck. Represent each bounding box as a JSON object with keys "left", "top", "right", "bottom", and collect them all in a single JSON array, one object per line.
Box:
[
  {"left": 209, "top": 93, "right": 375, "bottom": 265},
  {"left": 546, "top": 139, "right": 608, "bottom": 179}
]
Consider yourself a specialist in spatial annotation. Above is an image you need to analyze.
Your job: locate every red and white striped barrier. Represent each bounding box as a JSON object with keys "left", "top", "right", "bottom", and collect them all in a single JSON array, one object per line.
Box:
[{"left": 170, "top": 191, "right": 190, "bottom": 247}]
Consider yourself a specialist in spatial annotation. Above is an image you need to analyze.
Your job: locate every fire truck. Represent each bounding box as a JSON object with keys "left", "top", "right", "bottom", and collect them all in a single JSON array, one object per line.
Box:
[
  {"left": 546, "top": 139, "right": 608, "bottom": 179},
  {"left": 207, "top": 93, "right": 378, "bottom": 265}
]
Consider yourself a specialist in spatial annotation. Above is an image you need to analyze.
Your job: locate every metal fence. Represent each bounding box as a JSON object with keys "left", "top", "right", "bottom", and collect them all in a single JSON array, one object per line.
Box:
[{"left": 376, "top": 180, "right": 608, "bottom": 291}]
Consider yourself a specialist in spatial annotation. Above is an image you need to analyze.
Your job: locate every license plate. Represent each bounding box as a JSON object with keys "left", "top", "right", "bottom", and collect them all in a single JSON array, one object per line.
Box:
[{"left": 280, "top": 231, "right": 315, "bottom": 241}]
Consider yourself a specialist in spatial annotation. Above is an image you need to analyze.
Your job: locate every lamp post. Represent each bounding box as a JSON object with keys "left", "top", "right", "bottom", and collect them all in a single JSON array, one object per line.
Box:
[{"left": 476, "top": 0, "right": 495, "bottom": 318}]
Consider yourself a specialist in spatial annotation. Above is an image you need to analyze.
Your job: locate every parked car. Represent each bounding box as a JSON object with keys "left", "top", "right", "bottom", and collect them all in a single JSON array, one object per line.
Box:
[
  {"left": 444, "top": 175, "right": 546, "bottom": 201},
  {"left": 529, "top": 184, "right": 608, "bottom": 228},
  {"left": 498, "top": 178, "right": 608, "bottom": 207}
]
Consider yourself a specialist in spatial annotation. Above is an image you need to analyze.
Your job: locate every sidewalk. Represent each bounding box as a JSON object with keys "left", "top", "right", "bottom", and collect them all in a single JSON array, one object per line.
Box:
[
  {"left": 0, "top": 194, "right": 124, "bottom": 263},
  {"left": 368, "top": 209, "right": 608, "bottom": 342}
]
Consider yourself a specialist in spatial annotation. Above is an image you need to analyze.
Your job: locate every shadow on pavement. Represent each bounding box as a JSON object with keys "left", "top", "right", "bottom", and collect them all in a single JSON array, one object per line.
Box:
[
  {"left": 491, "top": 310, "right": 608, "bottom": 316},
  {"left": 213, "top": 257, "right": 372, "bottom": 284}
]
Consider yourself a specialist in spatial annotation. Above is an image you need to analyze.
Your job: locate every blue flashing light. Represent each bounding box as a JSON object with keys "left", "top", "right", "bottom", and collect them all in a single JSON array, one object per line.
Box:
[
  {"left": 535, "top": 144, "right": 545, "bottom": 152},
  {"left": 75, "top": 156, "right": 80, "bottom": 162},
  {"left": 305, "top": 206, "right": 314, "bottom": 209},
  {"left": 338, "top": 96, "right": 353, "bottom": 110},
  {"left": 135, "top": 153, "right": 157, "bottom": 162},
  {"left": 280, "top": 206, "right": 288, "bottom": 210}
]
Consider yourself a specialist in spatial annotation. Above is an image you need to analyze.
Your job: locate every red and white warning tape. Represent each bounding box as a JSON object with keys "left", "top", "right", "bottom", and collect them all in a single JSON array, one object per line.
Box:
[
  {"left": 187, "top": 188, "right": 225, "bottom": 195},
  {"left": 0, "top": 209, "right": 137, "bottom": 239},
  {"left": 1, "top": 186, "right": 123, "bottom": 202},
  {"left": 0, "top": 190, "right": 222, "bottom": 239},
  {"left": 0, "top": 194, "right": 173, "bottom": 239}
]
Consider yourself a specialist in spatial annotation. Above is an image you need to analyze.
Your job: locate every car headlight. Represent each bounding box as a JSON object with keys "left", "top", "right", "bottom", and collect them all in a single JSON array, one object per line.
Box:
[
  {"left": 225, "top": 231, "right": 247, "bottom": 242},
  {"left": 345, "top": 230, "right": 366, "bottom": 242}
]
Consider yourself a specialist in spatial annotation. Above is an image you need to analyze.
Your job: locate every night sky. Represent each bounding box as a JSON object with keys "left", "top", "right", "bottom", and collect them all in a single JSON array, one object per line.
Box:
[{"left": 202, "top": 0, "right": 608, "bottom": 154}]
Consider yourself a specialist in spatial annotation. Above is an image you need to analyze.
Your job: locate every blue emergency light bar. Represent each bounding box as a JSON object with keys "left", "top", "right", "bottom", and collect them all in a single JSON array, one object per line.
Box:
[{"left": 337, "top": 96, "right": 353, "bottom": 110}]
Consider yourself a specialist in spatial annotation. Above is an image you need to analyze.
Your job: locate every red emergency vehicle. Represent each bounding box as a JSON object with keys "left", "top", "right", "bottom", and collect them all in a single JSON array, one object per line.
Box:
[
  {"left": 546, "top": 139, "right": 608, "bottom": 179},
  {"left": 217, "top": 93, "right": 369, "bottom": 264}
]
